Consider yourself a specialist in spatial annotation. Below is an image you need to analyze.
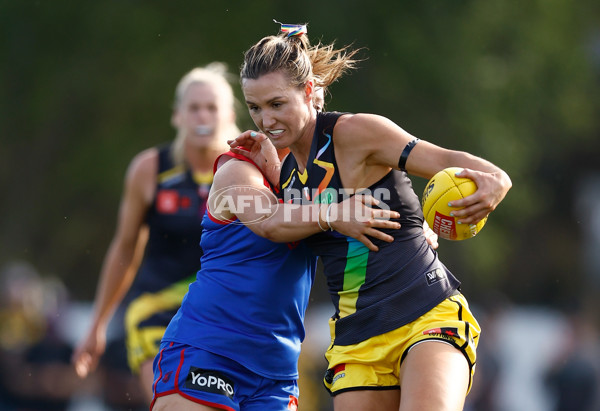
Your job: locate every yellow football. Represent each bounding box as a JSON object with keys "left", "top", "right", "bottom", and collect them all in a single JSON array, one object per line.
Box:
[{"left": 422, "top": 167, "right": 487, "bottom": 241}]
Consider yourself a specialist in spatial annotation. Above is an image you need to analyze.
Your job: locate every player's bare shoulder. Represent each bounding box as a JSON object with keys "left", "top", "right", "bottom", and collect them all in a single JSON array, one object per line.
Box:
[
  {"left": 334, "top": 113, "right": 387, "bottom": 142},
  {"left": 125, "top": 147, "right": 159, "bottom": 204},
  {"left": 213, "top": 157, "right": 264, "bottom": 190},
  {"left": 333, "top": 113, "right": 391, "bottom": 160}
]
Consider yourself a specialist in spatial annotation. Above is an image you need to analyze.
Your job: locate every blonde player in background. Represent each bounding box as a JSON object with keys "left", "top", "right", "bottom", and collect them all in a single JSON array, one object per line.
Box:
[{"left": 72, "top": 63, "right": 240, "bottom": 403}]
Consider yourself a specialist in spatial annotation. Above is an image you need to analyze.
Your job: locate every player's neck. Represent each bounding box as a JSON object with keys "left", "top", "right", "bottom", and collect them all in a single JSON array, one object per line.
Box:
[{"left": 289, "top": 126, "right": 315, "bottom": 173}]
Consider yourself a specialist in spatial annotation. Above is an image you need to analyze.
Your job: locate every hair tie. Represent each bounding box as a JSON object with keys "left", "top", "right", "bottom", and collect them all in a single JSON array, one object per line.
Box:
[{"left": 273, "top": 19, "right": 307, "bottom": 37}]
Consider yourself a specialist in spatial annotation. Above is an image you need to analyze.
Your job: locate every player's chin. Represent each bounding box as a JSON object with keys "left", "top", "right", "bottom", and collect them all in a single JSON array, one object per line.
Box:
[
  {"left": 268, "top": 137, "right": 291, "bottom": 150},
  {"left": 189, "top": 132, "right": 217, "bottom": 147}
]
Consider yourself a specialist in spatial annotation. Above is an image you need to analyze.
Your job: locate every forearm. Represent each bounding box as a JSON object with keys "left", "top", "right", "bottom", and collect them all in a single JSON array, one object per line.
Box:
[
  {"left": 249, "top": 202, "right": 326, "bottom": 242},
  {"left": 445, "top": 149, "right": 499, "bottom": 172},
  {"left": 214, "top": 158, "right": 400, "bottom": 248},
  {"left": 89, "top": 240, "right": 139, "bottom": 329},
  {"left": 411, "top": 142, "right": 510, "bottom": 184}
]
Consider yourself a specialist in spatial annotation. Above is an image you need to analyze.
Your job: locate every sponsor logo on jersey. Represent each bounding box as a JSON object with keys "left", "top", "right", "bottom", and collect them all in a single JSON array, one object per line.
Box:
[
  {"left": 425, "top": 268, "right": 447, "bottom": 286},
  {"left": 157, "top": 190, "right": 179, "bottom": 214},
  {"left": 184, "top": 367, "right": 234, "bottom": 398}
]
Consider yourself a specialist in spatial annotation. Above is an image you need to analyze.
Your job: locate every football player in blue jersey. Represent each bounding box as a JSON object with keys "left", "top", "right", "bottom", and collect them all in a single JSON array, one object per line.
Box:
[
  {"left": 72, "top": 63, "right": 241, "bottom": 403},
  {"left": 150, "top": 148, "right": 401, "bottom": 410}
]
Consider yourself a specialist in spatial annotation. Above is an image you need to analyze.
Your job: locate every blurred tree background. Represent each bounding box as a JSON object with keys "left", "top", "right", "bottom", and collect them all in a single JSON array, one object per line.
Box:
[{"left": 1, "top": 0, "right": 599, "bottom": 313}]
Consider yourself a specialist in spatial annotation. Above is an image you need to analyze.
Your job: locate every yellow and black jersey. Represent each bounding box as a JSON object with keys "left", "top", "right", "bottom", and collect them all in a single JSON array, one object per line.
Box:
[
  {"left": 131, "top": 143, "right": 210, "bottom": 297},
  {"left": 279, "top": 112, "right": 461, "bottom": 346}
]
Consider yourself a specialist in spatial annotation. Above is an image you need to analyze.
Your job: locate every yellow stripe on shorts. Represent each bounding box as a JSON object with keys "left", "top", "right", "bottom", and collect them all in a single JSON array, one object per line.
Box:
[{"left": 124, "top": 275, "right": 194, "bottom": 373}]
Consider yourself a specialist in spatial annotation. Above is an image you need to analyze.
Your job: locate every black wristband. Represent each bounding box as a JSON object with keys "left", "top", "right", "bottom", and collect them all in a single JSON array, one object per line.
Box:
[{"left": 397, "top": 138, "right": 420, "bottom": 171}]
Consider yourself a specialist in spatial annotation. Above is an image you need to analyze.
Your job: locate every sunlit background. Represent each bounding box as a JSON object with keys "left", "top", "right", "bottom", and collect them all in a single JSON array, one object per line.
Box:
[{"left": 1, "top": 1, "right": 599, "bottom": 410}]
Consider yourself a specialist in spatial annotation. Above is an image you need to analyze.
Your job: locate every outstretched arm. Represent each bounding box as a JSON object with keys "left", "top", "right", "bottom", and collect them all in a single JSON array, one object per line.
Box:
[
  {"left": 334, "top": 113, "right": 512, "bottom": 225},
  {"left": 209, "top": 158, "right": 401, "bottom": 251}
]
